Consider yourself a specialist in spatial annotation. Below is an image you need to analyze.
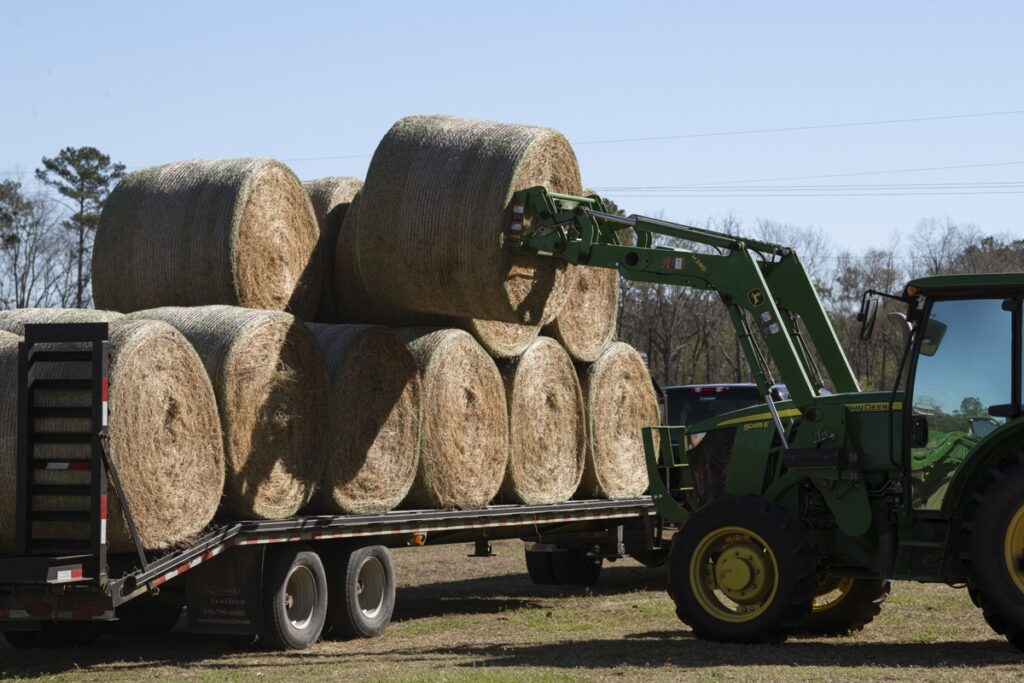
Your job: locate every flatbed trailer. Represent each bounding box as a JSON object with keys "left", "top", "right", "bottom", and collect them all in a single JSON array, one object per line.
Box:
[{"left": 0, "top": 323, "right": 665, "bottom": 650}]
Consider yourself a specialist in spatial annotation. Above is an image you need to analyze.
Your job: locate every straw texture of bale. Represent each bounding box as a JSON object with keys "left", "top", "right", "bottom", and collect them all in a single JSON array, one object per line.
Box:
[
  {"left": 463, "top": 319, "right": 542, "bottom": 358},
  {"left": 308, "top": 324, "right": 420, "bottom": 514},
  {"left": 130, "top": 306, "right": 328, "bottom": 520},
  {"left": 334, "top": 193, "right": 543, "bottom": 358},
  {"left": 0, "top": 310, "right": 224, "bottom": 552},
  {"left": 0, "top": 331, "right": 21, "bottom": 553},
  {"left": 303, "top": 177, "right": 363, "bottom": 323},
  {"left": 500, "top": 337, "right": 585, "bottom": 504},
  {"left": 398, "top": 328, "right": 508, "bottom": 509},
  {"left": 544, "top": 264, "right": 620, "bottom": 362},
  {"left": 93, "top": 158, "right": 321, "bottom": 319},
  {"left": 578, "top": 342, "right": 660, "bottom": 499},
  {"left": 350, "top": 114, "right": 580, "bottom": 326}
]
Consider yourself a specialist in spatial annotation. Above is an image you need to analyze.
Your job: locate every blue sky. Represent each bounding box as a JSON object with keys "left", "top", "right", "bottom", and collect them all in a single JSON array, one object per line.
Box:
[{"left": 3, "top": 1, "right": 1023, "bottom": 251}]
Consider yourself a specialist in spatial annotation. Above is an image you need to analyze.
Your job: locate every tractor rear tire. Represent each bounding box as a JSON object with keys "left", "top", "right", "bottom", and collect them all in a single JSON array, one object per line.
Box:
[
  {"left": 966, "top": 454, "right": 1024, "bottom": 651},
  {"left": 796, "top": 577, "right": 890, "bottom": 636},
  {"left": 668, "top": 494, "right": 818, "bottom": 644}
]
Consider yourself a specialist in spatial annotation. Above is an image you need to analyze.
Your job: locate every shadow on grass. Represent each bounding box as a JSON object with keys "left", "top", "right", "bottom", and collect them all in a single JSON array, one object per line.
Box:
[
  {"left": 6, "top": 630, "right": 1020, "bottom": 679},
  {"left": 375, "top": 634, "right": 1024, "bottom": 671}
]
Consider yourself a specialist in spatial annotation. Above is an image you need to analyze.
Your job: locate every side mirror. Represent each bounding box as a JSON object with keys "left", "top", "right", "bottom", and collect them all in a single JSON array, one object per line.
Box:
[
  {"left": 912, "top": 415, "right": 929, "bottom": 448},
  {"left": 857, "top": 293, "right": 880, "bottom": 341},
  {"left": 886, "top": 311, "right": 912, "bottom": 345},
  {"left": 919, "top": 318, "right": 948, "bottom": 357}
]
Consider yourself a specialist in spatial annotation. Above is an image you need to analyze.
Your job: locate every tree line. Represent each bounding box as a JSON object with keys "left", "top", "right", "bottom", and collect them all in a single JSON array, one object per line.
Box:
[
  {"left": 2, "top": 147, "right": 1020, "bottom": 395},
  {"left": 615, "top": 209, "right": 1024, "bottom": 393}
]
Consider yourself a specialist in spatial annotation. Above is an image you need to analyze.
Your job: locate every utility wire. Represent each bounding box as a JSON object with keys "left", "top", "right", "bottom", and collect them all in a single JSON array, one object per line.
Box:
[
  {"left": 573, "top": 109, "right": 1024, "bottom": 145},
  {"left": 5, "top": 108, "right": 1024, "bottom": 175},
  {"left": 593, "top": 160, "right": 1024, "bottom": 191}
]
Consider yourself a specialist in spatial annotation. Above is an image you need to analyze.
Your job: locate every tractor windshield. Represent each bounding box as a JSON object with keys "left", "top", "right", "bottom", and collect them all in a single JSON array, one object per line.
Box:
[{"left": 909, "top": 298, "right": 1016, "bottom": 510}]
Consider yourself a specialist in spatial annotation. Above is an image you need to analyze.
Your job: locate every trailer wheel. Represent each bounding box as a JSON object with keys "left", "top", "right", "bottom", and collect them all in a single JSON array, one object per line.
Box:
[
  {"left": 260, "top": 544, "right": 328, "bottom": 650},
  {"left": 795, "top": 576, "right": 890, "bottom": 636},
  {"left": 524, "top": 545, "right": 602, "bottom": 586},
  {"left": 966, "top": 454, "right": 1024, "bottom": 651},
  {"left": 668, "top": 494, "right": 817, "bottom": 644},
  {"left": 326, "top": 545, "right": 395, "bottom": 639},
  {"left": 551, "top": 548, "right": 603, "bottom": 586},
  {"left": 525, "top": 546, "right": 558, "bottom": 585},
  {"left": 2, "top": 629, "right": 41, "bottom": 648}
]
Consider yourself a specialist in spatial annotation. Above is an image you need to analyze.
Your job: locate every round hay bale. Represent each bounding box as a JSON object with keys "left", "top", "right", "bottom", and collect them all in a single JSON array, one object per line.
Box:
[
  {"left": 0, "top": 331, "right": 21, "bottom": 553},
  {"left": 398, "top": 328, "right": 508, "bottom": 509},
  {"left": 334, "top": 190, "right": 542, "bottom": 359},
  {"left": 462, "top": 319, "right": 542, "bottom": 359},
  {"left": 93, "top": 158, "right": 321, "bottom": 318},
  {"left": 0, "top": 308, "right": 123, "bottom": 326},
  {"left": 500, "top": 337, "right": 585, "bottom": 504},
  {"left": 543, "top": 265, "right": 620, "bottom": 362},
  {"left": 352, "top": 114, "right": 580, "bottom": 326},
  {"left": 303, "top": 177, "right": 363, "bottom": 323},
  {"left": 578, "top": 342, "right": 660, "bottom": 499},
  {"left": 130, "top": 306, "right": 328, "bottom": 520},
  {"left": 307, "top": 324, "right": 420, "bottom": 514},
  {"left": 0, "top": 311, "right": 224, "bottom": 552}
]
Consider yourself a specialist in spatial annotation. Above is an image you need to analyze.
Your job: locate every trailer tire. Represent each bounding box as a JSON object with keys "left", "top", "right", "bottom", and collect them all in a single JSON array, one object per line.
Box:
[
  {"left": 551, "top": 548, "right": 603, "bottom": 586},
  {"left": 260, "top": 544, "right": 328, "bottom": 650},
  {"left": 668, "top": 494, "right": 817, "bottom": 644},
  {"left": 525, "top": 546, "right": 558, "bottom": 585},
  {"left": 326, "top": 545, "right": 395, "bottom": 639},
  {"left": 2, "top": 629, "right": 41, "bottom": 648},
  {"left": 966, "top": 454, "right": 1024, "bottom": 651},
  {"left": 795, "top": 576, "right": 890, "bottom": 636}
]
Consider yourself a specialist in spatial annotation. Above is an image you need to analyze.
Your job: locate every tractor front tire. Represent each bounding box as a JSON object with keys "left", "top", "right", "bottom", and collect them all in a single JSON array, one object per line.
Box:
[
  {"left": 668, "top": 494, "right": 818, "bottom": 644},
  {"left": 967, "top": 454, "right": 1024, "bottom": 651},
  {"left": 796, "top": 576, "right": 890, "bottom": 636}
]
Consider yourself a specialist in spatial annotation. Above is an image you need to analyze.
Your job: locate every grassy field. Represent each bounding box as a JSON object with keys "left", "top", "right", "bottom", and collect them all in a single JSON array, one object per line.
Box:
[{"left": 2, "top": 540, "right": 1023, "bottom": 682}]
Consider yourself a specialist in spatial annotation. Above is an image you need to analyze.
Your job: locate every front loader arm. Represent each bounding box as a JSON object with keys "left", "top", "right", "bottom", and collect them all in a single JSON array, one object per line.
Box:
[{"left": 510, "top": 187, "right": 860, "bottom": 410}]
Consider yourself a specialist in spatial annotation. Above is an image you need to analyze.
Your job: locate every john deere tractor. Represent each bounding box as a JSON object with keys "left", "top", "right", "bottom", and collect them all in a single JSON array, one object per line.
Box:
[{"left": 511, "top": 187, "right": 1024, "bottom": 647}]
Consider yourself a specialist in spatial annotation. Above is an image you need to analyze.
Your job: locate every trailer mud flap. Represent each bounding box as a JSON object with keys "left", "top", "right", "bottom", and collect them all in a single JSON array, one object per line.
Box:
[{"left": 186, "top": 545, "right": 264, "bottom": 635}]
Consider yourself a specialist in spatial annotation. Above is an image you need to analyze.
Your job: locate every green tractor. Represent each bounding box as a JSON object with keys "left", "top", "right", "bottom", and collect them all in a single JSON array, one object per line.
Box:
[{"left": 511, "top": 187, "right": 1024, "bottom": 647}]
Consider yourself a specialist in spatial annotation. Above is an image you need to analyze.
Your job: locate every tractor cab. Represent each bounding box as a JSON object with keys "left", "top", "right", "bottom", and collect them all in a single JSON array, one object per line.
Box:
[{"left": 863, "top": 273, "right": 1024, "bottom": 515}]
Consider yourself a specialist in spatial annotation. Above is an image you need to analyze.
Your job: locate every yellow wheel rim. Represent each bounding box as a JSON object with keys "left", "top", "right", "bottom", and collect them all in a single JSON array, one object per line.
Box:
[
  {"left": 1004, "top": 502, "right": 1024, "bottom": 594},
  {"left": 688, "top": 525, "right": 780, "bottom": 623},
  {"left": 811, "top": 576, "right": 855, "bottom": 613}
]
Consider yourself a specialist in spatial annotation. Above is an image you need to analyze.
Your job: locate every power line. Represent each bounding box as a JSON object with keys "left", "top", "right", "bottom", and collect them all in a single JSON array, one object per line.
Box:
[
  {"left": 592, "top": 160, "right": 1024, "bottom": 191},
  {"left": 606, "top": 190, "right": 1024, "bottom": 198},
  {"left": 573, "top": 109, "right": 1024, "bottom": 146},
  {"left": 5, "top": 107, "right": 1024, "bottom": 176}
]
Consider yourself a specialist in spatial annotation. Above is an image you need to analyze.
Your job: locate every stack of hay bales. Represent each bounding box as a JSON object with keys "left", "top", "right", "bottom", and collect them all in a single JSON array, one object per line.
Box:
[
  {"left": 0, "top": 309, "right": 225, "bottom": 552},
  {"left": 0, "top": 112, "right": 659, "bottom": 550}
]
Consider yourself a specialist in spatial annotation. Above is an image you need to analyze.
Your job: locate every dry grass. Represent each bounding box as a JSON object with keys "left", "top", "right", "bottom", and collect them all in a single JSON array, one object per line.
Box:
[{"left": 2, "top": 540, "right": 1022, "bottom": 682}]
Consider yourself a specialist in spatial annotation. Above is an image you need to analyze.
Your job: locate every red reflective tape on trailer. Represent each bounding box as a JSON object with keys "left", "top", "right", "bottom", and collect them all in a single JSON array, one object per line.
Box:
[
  {"left": 102, "top": 377, "right": 109, "bottom": 402},
  {"left": 100, "top": 495, "right": 108, "bottom": 519},
  {"left": 68, "top": 461, "right": 91, "bottom": 471}
]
